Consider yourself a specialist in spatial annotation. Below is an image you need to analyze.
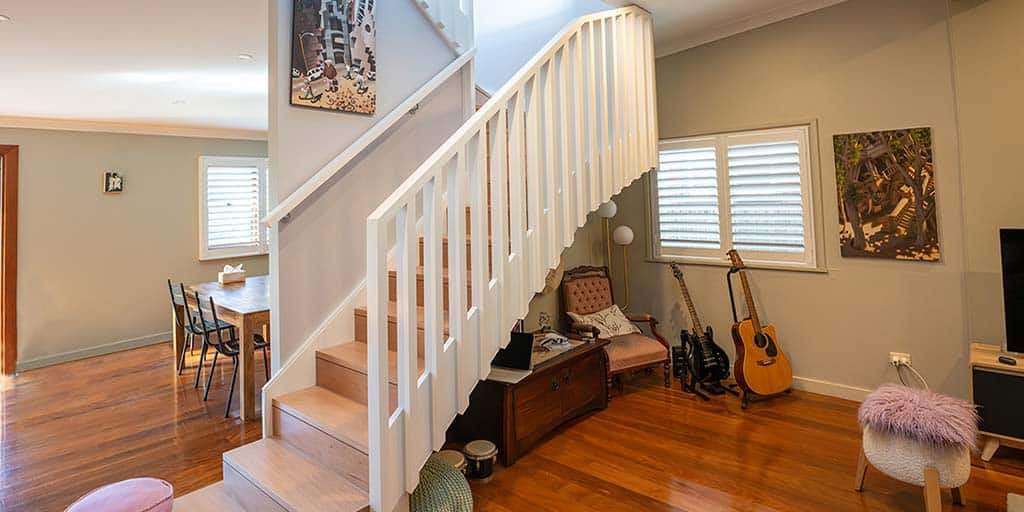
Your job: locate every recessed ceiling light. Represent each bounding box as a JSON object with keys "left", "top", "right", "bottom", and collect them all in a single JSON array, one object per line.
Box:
[
  {"left": 237, "top": 53, "right": 255, "bottom": 62},
  {"left": 171, "top": 99, "right": 187, "bottom": 105},
  {"left": 0, "top": 15, "right": 12, "bottom": 22}
]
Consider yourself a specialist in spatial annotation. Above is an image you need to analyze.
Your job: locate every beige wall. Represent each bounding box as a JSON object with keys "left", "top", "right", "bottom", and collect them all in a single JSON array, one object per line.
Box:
[
  {"left": 0, "top": 127, "right": 268, "bottom": 369},
  {"left": 529, "top": 0, "right": 973, "bottom": 399},
  {"left": 949, "top": 0, "right": 1024, "bottom": 346}
]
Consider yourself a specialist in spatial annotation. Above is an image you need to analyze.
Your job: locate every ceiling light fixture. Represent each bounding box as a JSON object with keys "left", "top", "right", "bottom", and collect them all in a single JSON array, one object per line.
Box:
[
  {"left": 171, "top": 99, "right": 187, "bottom": 105},
  {"left": 237, "top": 53, "right": 255, "bottom": 62},
  {"left": 0, "top": 15, "right": 12, "bottom": 22}
]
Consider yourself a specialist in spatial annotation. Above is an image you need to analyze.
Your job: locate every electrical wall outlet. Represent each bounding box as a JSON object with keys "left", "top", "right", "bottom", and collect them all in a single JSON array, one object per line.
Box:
[{"left": 889, "top": 352, "right": 912, "bottom": 366}]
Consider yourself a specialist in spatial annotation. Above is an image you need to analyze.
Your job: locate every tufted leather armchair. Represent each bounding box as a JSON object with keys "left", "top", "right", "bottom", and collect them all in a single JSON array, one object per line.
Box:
[{"left": 561, "top": 266, "right": 670, "bottom": 394}]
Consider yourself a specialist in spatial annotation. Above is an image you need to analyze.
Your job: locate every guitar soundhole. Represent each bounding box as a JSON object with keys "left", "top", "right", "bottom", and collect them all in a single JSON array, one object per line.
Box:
[
  {"left": 754, "top": 333, "right": 779, "bottom": 357},
  {"left": 753, "top": 333, "right": 767, "bottom": 349}
]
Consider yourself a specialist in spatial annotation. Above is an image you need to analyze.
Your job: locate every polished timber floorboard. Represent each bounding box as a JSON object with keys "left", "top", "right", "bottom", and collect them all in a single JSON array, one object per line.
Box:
[
  {"left": 3, "top": 346, "right": 1024, "bottom": 511},
  {"left": 0, "top": 343, "right": 264, "bottom": 511},
  {"left": 472, "top": 374, "right": 1024, "bottom": 511}
]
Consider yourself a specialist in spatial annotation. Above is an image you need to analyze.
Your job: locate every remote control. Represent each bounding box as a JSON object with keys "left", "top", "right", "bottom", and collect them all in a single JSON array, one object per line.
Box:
[{"left": 998, "top": 355, "right": 1017, "bottom": 366}]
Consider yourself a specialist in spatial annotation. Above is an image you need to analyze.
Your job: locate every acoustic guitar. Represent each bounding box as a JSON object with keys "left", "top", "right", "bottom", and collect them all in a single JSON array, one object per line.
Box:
[
  {"left": 669, "top": 263, "right": 730, "bottom": 396},
  {"left": 726, "top": 250, "right": 793, "bottom": 401}
]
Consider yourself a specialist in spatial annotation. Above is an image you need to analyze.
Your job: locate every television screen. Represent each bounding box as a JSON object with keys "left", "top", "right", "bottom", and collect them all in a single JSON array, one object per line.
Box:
[{"left": 1001, "top": 229, "right": 1024, "bottom": 353}]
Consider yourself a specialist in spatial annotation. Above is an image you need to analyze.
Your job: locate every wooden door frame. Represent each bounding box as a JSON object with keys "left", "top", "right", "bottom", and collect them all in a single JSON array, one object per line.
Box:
[{"left": 0, "top": 145, "right": 17, "bottom": 375}]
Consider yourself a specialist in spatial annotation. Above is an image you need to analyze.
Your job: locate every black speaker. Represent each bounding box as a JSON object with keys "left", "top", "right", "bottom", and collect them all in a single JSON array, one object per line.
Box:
[{"left": 974, "top": 367, "right": 1024, "bottom": 440}]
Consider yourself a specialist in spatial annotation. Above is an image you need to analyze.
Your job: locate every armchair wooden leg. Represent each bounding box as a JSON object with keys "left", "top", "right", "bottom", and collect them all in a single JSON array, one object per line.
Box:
[
  {"left": 853, "top": 447, "right": 868, "bottom": 491},
  {"left": 923, "top": 467, "right": 941, "bottom": 512},
  {"left": 663, "top": 362, "right": 671, "bottom": 388}
]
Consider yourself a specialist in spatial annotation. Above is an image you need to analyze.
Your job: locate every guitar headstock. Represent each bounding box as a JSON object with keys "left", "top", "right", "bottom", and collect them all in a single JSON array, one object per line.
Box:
[
  {"left": 669, "top": 262, "right": 684, "bottom": 281},
  {"left": 727, "top": 249, "right": 746, "bottom": 270}
]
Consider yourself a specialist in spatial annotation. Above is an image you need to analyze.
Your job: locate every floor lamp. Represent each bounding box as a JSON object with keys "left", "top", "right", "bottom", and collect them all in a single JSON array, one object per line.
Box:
[
  {"left": 598, "top": 200, "right": 617, "bottom": 268},
  {"left": 612, "top": 225, "right": 635, "bottom": 311}
]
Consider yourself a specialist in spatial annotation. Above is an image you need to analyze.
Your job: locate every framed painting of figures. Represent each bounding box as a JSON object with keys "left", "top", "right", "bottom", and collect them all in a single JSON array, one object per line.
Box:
[
  {"left": 833, "top": 127, "right": 940, "bottom": 261},
  {"left": 290, "top": 0, "right": 377, "bottom": 114}
]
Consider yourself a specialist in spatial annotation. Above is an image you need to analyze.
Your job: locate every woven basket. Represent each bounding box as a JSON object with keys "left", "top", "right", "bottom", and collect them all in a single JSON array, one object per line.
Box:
[{"left": 410, "top": 453, "right": 474, "bottom": 512}]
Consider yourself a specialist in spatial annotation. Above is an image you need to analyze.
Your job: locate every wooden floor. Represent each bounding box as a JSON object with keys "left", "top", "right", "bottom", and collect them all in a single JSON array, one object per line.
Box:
[
  {"left": 472, "top": 374, "right": 1024, "bottom": 511},
  {"left": 0, "top": 343, "right": 264, "bottom": 512},
  {"left": 3, "top": 346, "right": 1024, "bottom": 511}
]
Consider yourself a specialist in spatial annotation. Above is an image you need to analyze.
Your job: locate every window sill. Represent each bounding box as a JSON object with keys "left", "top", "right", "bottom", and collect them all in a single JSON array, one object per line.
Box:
[
  {"left": 646, "top": 254, "right": 827, "bottom": 274},
  {"left": 199, "top": 248, "right": 269, "bottom": 262}
]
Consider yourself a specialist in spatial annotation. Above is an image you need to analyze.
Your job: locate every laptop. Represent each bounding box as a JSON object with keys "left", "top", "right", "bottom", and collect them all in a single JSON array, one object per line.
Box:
[{"left": 490, "top": 331, "right": 534, "bottom": 370}]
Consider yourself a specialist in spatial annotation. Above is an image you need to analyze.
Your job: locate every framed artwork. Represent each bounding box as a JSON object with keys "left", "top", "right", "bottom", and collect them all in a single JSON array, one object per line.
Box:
[
  {"left": 290, "top": 0, "right": 377, "bottom": 114},
  {"left": 103, "top": 171, "right": 124, "bottom": 194},
  {"left": 833, "top": 127, "right": 940, "bottom": 261}
]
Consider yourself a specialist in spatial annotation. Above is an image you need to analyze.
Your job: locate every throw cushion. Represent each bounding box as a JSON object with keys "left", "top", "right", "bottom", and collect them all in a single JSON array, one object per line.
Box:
[
  {"left": 567, "top": 304, "right": 641, "bottom": 338},
  {"left": 65, "top": 478, "right": 173, "bottom": 512}
]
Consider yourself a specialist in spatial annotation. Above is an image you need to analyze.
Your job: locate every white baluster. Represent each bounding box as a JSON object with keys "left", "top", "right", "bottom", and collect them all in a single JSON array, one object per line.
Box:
[
  {"left": 571, "top": 32, "right": 587, "bottom": 229},
  {"left": 446, "top": 152, "right": 469, "bottom": 412},
  {"left": 507, "top": 93, "right": 529, "bottom": 321},
  {"left": 469, "top": 130, "right": 488, "bottom": 379},
  {"left": 524, "top": 78, "right": 545, "bottom": 292},
  {"left": 645, "top": 16, "right": 659, "bottom": 170},
  {"left": 489, "top": 109, "right": 511, "bottom": 336},
  {"left": 422, "top": 173, "right": 447, "bottom": 450}
]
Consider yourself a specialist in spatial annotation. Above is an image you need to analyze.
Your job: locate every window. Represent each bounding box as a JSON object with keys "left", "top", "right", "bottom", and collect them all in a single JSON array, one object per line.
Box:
[
  {"left": 199, "top": 156, "right": 269, "bottom": 260},
  {"left": 650, "top": 125, "right": 818, "bottom": 269}
]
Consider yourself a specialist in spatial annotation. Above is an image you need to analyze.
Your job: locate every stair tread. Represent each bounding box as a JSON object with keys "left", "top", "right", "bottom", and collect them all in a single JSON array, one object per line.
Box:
[
  {"left": 223, "top": 438, "right": 369, "bottom": 512},
  {"left": 354, "top": 302, "right": 451, "bottom": 333},
  {"left": 174, "top": 482, "right": 242, "bottom": 512},
  {"left": 318, "top": 342, "right": 424, "bottom": 384},
  {"left": 274, "top": 386, "right": 369, "bottom": 454}
]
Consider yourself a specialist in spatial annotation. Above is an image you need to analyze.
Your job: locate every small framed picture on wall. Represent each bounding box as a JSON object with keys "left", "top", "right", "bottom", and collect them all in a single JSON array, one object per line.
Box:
[{"left": 103, "top": 171, "right": 124, "bottom": 194}]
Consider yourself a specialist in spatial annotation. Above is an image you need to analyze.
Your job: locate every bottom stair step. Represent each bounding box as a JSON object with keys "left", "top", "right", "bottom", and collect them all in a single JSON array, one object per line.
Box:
[
  {"left": 174, "top": 482, "right": 242, "bottom": 512},
  {"left": 223, "top": 438, "right": 370, "bottom": 512}
]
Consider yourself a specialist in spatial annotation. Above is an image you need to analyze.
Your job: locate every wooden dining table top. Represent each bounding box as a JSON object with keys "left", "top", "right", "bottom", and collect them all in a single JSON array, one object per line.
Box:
[{"left": 186, "top": 275, "right": 270, "bottom": 315}]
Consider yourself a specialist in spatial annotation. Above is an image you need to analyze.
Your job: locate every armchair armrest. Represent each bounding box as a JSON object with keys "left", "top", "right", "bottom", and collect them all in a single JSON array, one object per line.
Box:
[
  {"left": 569, "top": 322, "right": 601, "bottom": 339},
  {"left": 626, "top": 313, "right": 669, "bottom": 348}
]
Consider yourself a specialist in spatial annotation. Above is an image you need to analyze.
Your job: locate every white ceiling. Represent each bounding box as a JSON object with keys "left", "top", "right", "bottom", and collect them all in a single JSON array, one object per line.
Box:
[
  {"left": 605, "top": 0, "right": 847, "bottom": 57},
  {"left": 0, "top": 1, "right": 841, "bottom": 138},
  {"left": 0, "top": 1, "right": 268, "bottom": 138}
]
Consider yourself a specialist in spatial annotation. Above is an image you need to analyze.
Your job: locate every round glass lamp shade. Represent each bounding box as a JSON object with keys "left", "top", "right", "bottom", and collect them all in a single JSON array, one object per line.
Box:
[
  {"left": 597, "top": 200, "right": 618, "bottom": 218},
  {"left": 612, "top": 225, "right": 634, "bottom": 246}
]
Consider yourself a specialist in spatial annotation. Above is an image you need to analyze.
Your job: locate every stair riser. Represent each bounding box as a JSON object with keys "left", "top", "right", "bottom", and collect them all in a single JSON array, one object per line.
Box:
[
  {"left": 353, "top": 313, "right": 431, "bottom": 355},
  {"left": 387, "top": 271, "right": 471, "bottom": 309},
  {"left": 223, "top": 463, "right": 286, "bottom": 512},
  {"left": 273, "top": 406, "right": 370, "bottom": 492},
  {"left": 316, "top": 357, "right": 398, "bottom": 410},
  {"left": 418, "top": 238, "right": 492, "bottom": 272}
]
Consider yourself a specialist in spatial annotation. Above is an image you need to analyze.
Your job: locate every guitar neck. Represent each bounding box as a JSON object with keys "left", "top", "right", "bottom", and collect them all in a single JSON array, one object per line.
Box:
[
  {"left": 674, "top": 274, "right": 705, "bottom": 334},
  {"left": 737, "top": 270, "right": 762, "bottom": 333}
]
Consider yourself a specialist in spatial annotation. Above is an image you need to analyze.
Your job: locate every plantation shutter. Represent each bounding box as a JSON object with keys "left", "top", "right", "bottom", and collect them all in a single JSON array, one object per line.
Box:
[
  {"left": 655, "top": 140, "right": 720, "bottom": 253},
  {"left": 726, "top": 133, "right": 806, "bottom": 255},
  {"left": 199, "top": 156, "right": 269, "bottom": 260}
]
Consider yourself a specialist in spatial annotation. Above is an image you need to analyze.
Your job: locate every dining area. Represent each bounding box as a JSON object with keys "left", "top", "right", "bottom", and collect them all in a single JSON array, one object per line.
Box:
[{"left": 167, "top": 274, "right": 271, "bottom": 421}]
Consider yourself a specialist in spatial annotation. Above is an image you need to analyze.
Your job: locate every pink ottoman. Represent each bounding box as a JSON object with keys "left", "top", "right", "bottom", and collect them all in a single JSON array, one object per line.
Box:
[{"left": 66, "top": 478, "right": 173, "bottom": 512}]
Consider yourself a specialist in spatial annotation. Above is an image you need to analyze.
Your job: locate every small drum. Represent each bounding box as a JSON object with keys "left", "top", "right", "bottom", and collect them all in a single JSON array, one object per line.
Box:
[
  {"left": 437, "top": 449, "right": 467, "bottom": 474},
  {"left": 463, "top": 440, "right": 497, "bottom": 481}
]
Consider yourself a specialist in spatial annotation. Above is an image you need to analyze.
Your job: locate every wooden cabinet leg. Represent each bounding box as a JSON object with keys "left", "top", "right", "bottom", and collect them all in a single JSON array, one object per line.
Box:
[
  {"left": 951, "top": 486, "right": 965, "bottom": 506},
  {"left": 923, "top": 467, "right": 941, "bottom": 512},
  {"left": 853, "top": 447, "right": 868, "bottom": 491},
  {"left": 980, "top": 436, "right": 1000, "bottom": 462}
]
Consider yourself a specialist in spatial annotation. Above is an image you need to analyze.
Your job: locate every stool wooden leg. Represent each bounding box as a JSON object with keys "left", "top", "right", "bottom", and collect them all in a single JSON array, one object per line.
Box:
[
  {"left": 853, "top": 447, "right": 868, "bottom": 491},
  {"left": 923, "top": 467, "right": 941, "bottom": 512},
  {"left": 951, "top": 486, "right": 965, "bottom": 506}
]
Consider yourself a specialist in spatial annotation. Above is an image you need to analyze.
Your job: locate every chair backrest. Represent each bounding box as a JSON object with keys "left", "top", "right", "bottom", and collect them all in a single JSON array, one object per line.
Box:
[
  {"left": 193, "top": 291, "right": 230, "bottom": 348},
  {"left": 561, "top": 266, "right": 615, "bottom": 315},
  {"left": 168, "top": 279, "right": 186, "bottom": 329}
]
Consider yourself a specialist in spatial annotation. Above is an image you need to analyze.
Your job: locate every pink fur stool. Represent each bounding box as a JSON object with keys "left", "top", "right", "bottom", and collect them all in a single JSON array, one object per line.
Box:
[
  {"left": 854, "top": 384, "right": 978, "bottom": 512},
  {"left": 65, "top": 478, "right": 173, "bottom": 512}
]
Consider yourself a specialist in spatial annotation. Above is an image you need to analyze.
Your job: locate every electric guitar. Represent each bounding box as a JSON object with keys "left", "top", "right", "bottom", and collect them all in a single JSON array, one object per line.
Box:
[
  {"left": 727, "top": 250, "right": 793, "bottom": 397},
  {"left": 669, "top": 263, "right": 730, "bottom": 389}
]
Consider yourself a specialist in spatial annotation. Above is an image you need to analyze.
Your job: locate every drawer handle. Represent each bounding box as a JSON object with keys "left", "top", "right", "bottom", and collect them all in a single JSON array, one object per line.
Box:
[
  {"left": 564, "top": 374, "right": 572, "bottom": 384},
  {"left": 551, "top": 378, "right": 560, "bottom": 391}
]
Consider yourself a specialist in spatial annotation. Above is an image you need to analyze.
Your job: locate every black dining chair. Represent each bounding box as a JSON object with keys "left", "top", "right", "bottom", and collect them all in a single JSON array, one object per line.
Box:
[
  {"left": 170, "top": 280, "right": 236, "bottom": 388},
  {"left": 193, "top": 291, "right": 270, "bottom": 417}
]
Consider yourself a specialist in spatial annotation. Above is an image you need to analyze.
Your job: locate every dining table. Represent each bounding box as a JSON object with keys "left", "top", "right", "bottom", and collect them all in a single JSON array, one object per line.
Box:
[{"left": 172, "top": 275, "right": 269, "bottom": 421}]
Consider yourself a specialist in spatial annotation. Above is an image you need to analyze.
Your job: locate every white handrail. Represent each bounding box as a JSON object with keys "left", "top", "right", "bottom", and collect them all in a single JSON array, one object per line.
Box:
[
  {"left": 262, "top": 48, "right": 476, "bottom": 227},
  {"left": 365, "top": 7, "right": 656, "bottom": 511}
]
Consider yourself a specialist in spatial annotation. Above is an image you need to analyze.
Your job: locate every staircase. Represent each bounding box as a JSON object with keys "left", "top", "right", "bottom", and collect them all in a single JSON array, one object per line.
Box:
[{"left": 175, "top": 5, "right": 655, "bottom": 511}]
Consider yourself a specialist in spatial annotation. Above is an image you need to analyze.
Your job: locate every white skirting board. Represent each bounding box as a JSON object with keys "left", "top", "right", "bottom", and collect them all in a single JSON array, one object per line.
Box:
[
  {"left": 261, "top": 278, "right": 366, "bottom": 436},
  {"left": 17, "top": 331, "right": 171, "bottom": 371},
  {"left": 791, "top": 375, "right": 873, "bottom": 402}
]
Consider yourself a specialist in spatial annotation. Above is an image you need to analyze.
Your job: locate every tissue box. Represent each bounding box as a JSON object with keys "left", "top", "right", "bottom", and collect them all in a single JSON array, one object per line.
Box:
[{"left": 218, "top": 270, "right": 246, "bottom": 285}]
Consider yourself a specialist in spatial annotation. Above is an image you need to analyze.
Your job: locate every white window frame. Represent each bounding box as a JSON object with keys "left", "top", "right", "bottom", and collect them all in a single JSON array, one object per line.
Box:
[
  {"left": 198, "top": 156, "right": 269, "bottom": 261},
  {"left": 648, "top": 123, "right": 823, "bottom": 272}
]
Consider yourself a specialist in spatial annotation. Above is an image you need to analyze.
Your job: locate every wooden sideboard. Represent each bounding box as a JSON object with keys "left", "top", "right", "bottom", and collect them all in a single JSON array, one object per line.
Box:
[{"left": 447, "top": 339, "right": 609, "bottom": 466}]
